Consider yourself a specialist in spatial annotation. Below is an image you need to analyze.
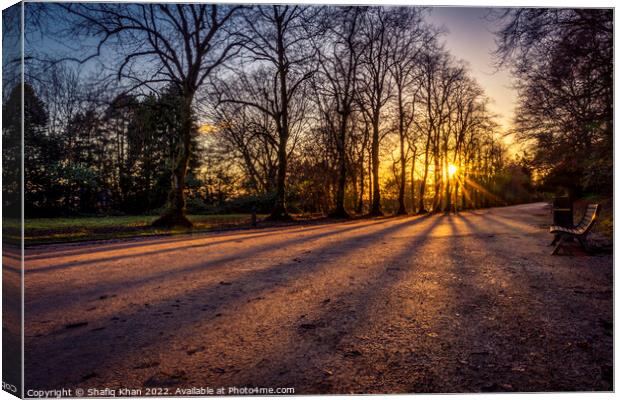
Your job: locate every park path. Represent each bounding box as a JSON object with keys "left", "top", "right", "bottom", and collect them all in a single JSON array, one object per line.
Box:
[{"left": 23, "top": 203, "right": 612, "bottom": 393}]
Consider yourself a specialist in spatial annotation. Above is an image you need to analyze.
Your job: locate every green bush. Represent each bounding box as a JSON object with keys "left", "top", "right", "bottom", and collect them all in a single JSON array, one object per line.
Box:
[
  {"left": 185, "top": 197, "right": 209, "bottom": 214},
  {"left": 218, "top": 192, "right": 277, "bottom": 214}
]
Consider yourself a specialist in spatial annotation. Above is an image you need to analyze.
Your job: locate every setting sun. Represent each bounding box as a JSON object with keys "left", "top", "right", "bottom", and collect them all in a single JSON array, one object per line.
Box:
[
  {"left": 448, "top": 163, "right": 458, "bottom": 177},
  {"left": 5, "top": 3, "right": 612, "bottom": 396}
]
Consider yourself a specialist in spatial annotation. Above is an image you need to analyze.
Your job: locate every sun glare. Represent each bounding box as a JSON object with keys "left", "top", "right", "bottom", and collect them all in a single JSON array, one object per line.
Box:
[{"left": 448, "top": 163, "right": 458, "bottom": 177}]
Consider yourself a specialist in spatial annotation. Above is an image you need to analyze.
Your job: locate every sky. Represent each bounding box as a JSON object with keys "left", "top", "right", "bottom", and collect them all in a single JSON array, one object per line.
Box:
[
  {"left": 22, "top": 4, "right": 520, "bottom": 147},
  {"left": 426, "top": 7, "right": 517, "bottom": 138}
]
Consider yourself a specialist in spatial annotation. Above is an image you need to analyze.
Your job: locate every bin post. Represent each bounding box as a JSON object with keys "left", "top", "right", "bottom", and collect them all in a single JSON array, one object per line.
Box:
[
  {"left": 251, "top": 206, "right": 257, "bottom": 227},
  {"left": 552, "top": 196, "right": 573, "bottom": 227}
]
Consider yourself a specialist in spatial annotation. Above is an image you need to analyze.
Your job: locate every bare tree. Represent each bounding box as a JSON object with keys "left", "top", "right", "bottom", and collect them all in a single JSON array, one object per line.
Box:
[
  {"left": 314, "top": 7, "right": 366, "bottom": 218},
  {"left": 59, "top": 3, "right": 243, "bottom": 226},
  {"left": 357, "top": 7, "right": 397, "bottom": 216},
  {"left": 208, "top": 85, "right": 279, "bottom": 195},
  {"left": 414, "top": 44, "right": 439, "bottom": 214},
  {"left": 443, "top": 76, "right": 483, "bottom": 213},
  {"left": 387, "top": 7, "right": 429, "bottom": 215},
  {"left": 215, "top": 5, "right": 321, "bottom": 220},
  {"left": 21, "top": 4, "right": 524, "bottom": 220}
]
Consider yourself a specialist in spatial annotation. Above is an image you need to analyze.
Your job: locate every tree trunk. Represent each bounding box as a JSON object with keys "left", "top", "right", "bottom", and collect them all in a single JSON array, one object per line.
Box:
[
  {"left": 370, "top": 117, "right": 382, "bottom": 216},
  {"left": 153, "top": 93, "right": 194, "bottom": 228},
  {"left": 367, "top": 145, "right": 373, "bottom": 211},
  {"left": 351, "top": 169, "right": 358, "bottom": 214},
  {"left": 330, "top": 116, "right": 350, "bottom": 218},
  {"left": 461, "top": 166, "right": 469, "bottom": 210},
  {"left": 267, "top": 17, "right": 292, "bottom": 221},
  {"left": 431, "top": 151, "right": 441, "bottom": 212},
  {"left": 444, "top": 147, "right": 451, "bottom": 213},
  {"left": 410, "top": 149, "right": 416, "bottom": 214},
  {"left": 396, "top": 125, "right": 407, "bottom": 215},
  {"left": 356, "top": 151, "right": 364, "bottom": 214},
  {"left": 418, "top": 139, "right": 431, "bottom": 214},
  {"left": 453, "top": 178, "right": 459, "bottom": 213},
  {"left": 268, "top": 134, "right": 290, "bottom": 220},
  {"left": 396, "top": 89, "right": 407, "bottom": 215}
]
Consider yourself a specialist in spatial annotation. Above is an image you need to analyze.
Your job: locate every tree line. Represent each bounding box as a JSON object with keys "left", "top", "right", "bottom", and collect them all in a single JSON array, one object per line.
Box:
[
  {"left": 11, "top": 5, "right": 577, "bottom": 224},
  {"left": 493, "top": 8, "right": 612, "bottom": 199},
  {"left": 4, "top": 82, "right": 207, "bottom": 217}
]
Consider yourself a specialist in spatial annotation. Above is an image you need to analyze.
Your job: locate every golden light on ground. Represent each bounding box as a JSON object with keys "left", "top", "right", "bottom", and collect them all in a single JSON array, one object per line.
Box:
[{"left": 448, "top": 163, "right": 458, "bottom": 177}]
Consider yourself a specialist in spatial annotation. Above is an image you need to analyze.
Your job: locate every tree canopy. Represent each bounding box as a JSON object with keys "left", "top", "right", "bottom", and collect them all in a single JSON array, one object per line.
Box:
[
  {"left": 17, "top": 5, "right": 589, "bottom": 219},
  {"left": 493, "top": 8, "right": 612, "bottom": 196}
]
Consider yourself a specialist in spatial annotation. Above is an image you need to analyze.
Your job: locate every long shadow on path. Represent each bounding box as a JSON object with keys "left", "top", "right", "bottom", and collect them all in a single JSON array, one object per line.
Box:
[
  {"left": 220, "top": 215, "right": 446, "bottom": 393},
  {"left": 25, "top": 219, "right": 393, "bottom": 274},
  {"left": 449, "top": 213, "right": 612, "bottom": 391},
  {"left": 27, "top": 218, "right": 401, "bottom": 315},
  {"left": 26, "top": 215, "right": 433, "bottom": 390}
]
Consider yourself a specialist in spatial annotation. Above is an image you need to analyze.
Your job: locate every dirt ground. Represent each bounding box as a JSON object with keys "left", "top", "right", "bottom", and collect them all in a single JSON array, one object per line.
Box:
[{"left": 23, "top": 202, "right": 612, "bottom": 394}]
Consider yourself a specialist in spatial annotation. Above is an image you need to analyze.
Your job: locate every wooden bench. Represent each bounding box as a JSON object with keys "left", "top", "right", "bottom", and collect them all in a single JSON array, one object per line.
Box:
[{"left": 549, "top": 204, "right": 600, "bottom": 255}]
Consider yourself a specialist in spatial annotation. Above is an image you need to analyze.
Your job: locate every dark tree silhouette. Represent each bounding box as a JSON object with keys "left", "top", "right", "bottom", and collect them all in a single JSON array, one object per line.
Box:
[
  {"left": 387, "top": 8, "right": 429, "bottom": 215},
  {"left": 216, "top": 5, "right": 321, "bottom": 220},
  {"left": 357, "top": 7, "right": 396, "bottom": 216},
  {"left": 20, "top": 4, "right": 548, "bottom": 219},
  {"left": 493, "top": 9, "right": 612, "bottom": 196},
  {"left": 62, "top": 3, "right": 243, "bottom": 227},
  {"left": 315, "top": 7, "right": 366, "bottom": 218}
]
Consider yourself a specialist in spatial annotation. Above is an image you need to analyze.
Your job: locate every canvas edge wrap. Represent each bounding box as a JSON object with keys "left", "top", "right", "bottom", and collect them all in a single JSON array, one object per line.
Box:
[{"left": 2, "top": 1, "right": 24, "bottom": 398}]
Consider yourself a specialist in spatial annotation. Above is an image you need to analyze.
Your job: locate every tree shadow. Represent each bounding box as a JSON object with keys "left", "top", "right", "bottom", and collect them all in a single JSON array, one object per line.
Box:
[
  {"left": 25, "top": 215, "right": 432, "bottom": 389},
  {"left": 447, "top": 212, "right": 612, "bottom": 391},
  {"left": 25, "top": 219, "right": 383, "bottom": 266},
  {"left": 26, "top": 218, "right": 396, "bottom": 315},
  {"left": 27, "top": 207, "right": 611, "bottom": 392},
  {"left": 212, "top": 214, "right": 446, "bottom": 393}
]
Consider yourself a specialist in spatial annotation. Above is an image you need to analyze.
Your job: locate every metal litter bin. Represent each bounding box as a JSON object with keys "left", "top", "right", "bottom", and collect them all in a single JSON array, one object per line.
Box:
[{"left": 552, "top": 196, "right": 573, "bottom": 227}]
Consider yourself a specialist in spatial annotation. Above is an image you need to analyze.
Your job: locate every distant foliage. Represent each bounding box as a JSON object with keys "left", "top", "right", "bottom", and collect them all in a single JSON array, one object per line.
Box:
[{"left": 18, "top": 83, "right": 205, "bottom": 216}]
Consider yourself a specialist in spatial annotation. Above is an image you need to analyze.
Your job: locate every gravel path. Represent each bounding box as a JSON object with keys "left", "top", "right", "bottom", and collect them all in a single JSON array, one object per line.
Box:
[{"left": 24, "top": 203, "right": 612, "bottom": 393}]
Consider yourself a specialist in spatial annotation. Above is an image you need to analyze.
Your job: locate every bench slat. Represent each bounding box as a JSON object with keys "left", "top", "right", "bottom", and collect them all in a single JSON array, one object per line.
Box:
[
  {"left": 550, "top": 204, "right": 599, "bottom": 236},
  {"left": 550, "top": 204, "right": 600, "bottom": 255}
]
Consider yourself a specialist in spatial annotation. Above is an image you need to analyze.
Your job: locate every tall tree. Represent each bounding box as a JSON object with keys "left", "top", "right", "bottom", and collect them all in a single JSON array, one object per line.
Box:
[
  {"left": 387, "top": 8, "right": 428, "bottom": 215},
  {"left": 357, "top": 7, "right": 396, "bottom": 216},
  {"left": 62, "top": 3, "right": 243, "bottom": 226},
  {"left": 217, "top": 5, "right": 320, "bottom": 220},
  {"left": 315, "top": 7, "right": 366, "bottom": 218},
  {"left": 493, "top": 9, "right": 612, "bottom": 196},
  {"left": 19, "top": 84, "right": 62, "bottom": 216},
  {"left": 415, "top": 44, "right": 440, "bottom": 214}
]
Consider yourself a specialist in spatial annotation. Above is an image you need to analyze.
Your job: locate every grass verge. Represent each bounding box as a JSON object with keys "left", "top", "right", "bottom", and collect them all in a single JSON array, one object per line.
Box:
[{"left": 4, "top": 214, "right": 266, "bottom": 246}]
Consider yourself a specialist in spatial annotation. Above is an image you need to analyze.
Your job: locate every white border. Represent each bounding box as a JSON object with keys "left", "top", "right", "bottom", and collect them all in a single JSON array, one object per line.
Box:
[{"left": 0, "top": 2, "right": 615, "bottom": 400}]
